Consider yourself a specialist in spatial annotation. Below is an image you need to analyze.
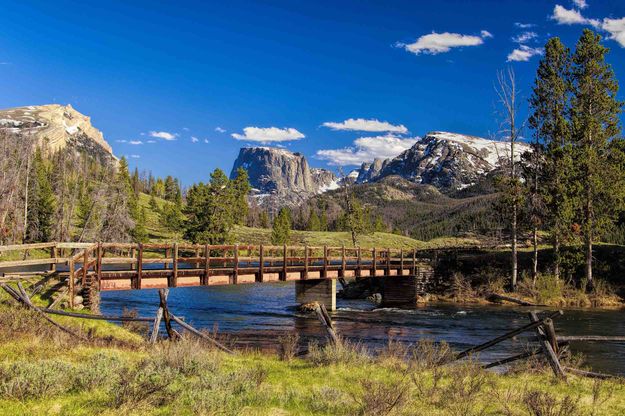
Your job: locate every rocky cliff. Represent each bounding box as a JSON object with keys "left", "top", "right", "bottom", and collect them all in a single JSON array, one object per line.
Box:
[
  {"left": 355, "top": 131, "right": 531, "bottom": 190},
  {"left": 0, "top": 104, "right": 116, "bottom": 163},
  {"left": 230, "top": 147, "right": 337, "bottom": 205}
]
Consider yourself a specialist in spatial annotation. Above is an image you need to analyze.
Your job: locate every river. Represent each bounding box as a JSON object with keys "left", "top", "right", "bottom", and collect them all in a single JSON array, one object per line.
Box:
[{"left": 99, "top": 282, "right": 625, "bottom": 376}]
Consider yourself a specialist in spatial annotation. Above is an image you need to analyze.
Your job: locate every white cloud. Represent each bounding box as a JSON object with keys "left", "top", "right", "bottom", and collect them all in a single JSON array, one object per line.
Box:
[
  {"left": 507, "top": 45, "right": 544, "bottom": 62},
  {"left": 182, "top": 127, "right": 190, "bottom": 131},
  {"left": 515, "top": 22, "right": 535, "bottom": 29},
  {"left": 130, "top": 155, "right": 140, "bottom": 159},
  {"left": 512, "top": 31, "right": 538, "bottom": 43},
  {"left": 149, "top": 131, "right": 177, "bottom": 140},
  {"left": 316, "top": 135, "right": 418, "bottom": 166},
  {"left": 551, "top": 5, "right": 600, "bottom": 27},
  {"left": 115, "top": 139, "right": 127, "bottom": 143},
  {"left": 322, "top": 118, "right": 408, "bottom": 134},
  {"left": 398, "top": 30, "right": 491, "bottom": 55},
  {"left": 215, "top": 127, "right": 226, "bottom": 133},
  {"left": 573, "top": 0, "right": 588, "bottom": 9},
  {"left": 231, "top": 126, "right": 305, "bottom": 143},
  {"left": 204, "top": 139, "right": 209, "bottom": 144},
  {"left": 129, "top": 140, "right": 143, "bottom": 145},
  {"left": 191, "top": 136, "right": 199, "bottom": 143},
  {"left": 146, "top": 140, "right": 156, "bottom": 144},
  {"left": 602, "top": 17, "right": 625, "bottom": 47}
]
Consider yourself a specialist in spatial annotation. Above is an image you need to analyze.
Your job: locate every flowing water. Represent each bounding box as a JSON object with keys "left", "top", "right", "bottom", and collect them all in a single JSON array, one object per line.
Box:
[{"left": 100, "top": 282, "right": 625, "bottom": 375}]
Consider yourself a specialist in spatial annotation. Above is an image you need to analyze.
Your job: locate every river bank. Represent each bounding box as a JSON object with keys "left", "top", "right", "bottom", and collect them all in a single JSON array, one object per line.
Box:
[{"left": 1, "top": 291, "right": 625, "bottom": 415}]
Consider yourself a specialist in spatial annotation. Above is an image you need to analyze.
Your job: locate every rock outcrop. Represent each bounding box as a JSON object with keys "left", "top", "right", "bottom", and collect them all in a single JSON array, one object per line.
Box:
[
  {"left": 0, "top": 104, "right": 116, "bottom": 163},
  {"left": 355, "top": 131, "right": 530, "bottom": 190},
  {"left": 230, "top": 147, "right": 336, "bottom": 205}
]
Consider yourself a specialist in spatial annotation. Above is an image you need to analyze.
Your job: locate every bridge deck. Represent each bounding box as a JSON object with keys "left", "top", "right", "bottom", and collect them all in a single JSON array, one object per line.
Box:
[{"left": 0, "top": 242, "right": 434, "bottom": 308}]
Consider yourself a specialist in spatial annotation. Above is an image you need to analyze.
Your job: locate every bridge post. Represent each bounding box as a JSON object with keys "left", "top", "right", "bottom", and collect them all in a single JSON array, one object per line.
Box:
[
  {"left": 381, "top": 263, "right": 433, "bottom": 306},
  {"left": 295, "top": 278, "right": 336, "bottom": 311}
]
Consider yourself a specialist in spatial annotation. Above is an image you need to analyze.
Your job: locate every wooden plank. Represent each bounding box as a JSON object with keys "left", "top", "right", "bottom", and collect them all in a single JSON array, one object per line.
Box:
[
  {"left": 281, "top": 244, "right": 287, "bottom": 281},
  {"left": 96, "top": 243, "right": 102, "bottom": 289},
  {"left": 529, "top": 311, "right": 566, "bottom": 379},
  {"left": 172, "top": 243, "right": 178, "bottom": 287},
  {"left": 257, "top": 244, "right": 264, "bottom": 282},
  {"left": 68, "top": 260, "right": 75, "bottom": 309},
  {"left": 356, "top": 247, "right": 362, "bottom": 278},
  {"left": 412, "top": 248, "right": 417, "bottom": 276},
  {"left": 322, "top": 245, "right": 328, "bottom": 278},
  {"left": 386, "top": 248, "right": 391, "bottom": 276},
  {"left": 150, "top": 306, "right": 164, "bottom": 344},
  {"left": 399, "top": 248, "right": 404, "bottom": 276},
  {"left": 82, "top": 249, "right": 89, "bottom": 287},
  {"left": 202, "top": 244, "right": 210, "bottom": 285},
  {"left": 136, "top": 243, "right": 143, "bottom": 289},
  {"left": 0, "top": 242, "right": 57, "bottom": 252},
  {"left": 303, "top": 245, "right": 309, "bottom": 279},
  {"left": 233, "top": 244, "right": 239, "bottom": 284},
  {"left": 339, "top": 245, "right": 346, "bottom": 278},
  {"left": 159, "top": 288, "right": 176, "bottom": 339},
  {"left": 372, "top": 248, "right": 377, "bottom": 276},
  {"left": 0, "top": 258, "right": 66, "bottom": 268}
]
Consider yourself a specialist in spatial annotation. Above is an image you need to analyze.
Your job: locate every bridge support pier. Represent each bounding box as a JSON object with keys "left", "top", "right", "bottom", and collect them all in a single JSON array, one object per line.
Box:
[
  {"left": 295, "top": 279, "right": 336, "bottom": 311},
  {"left": 381, "top": 275, "right": 425, "bottom": 307}
]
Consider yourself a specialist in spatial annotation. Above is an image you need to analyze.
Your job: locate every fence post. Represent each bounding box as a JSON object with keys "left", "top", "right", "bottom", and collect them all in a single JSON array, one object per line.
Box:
[
  {"left": 322, "top": 245, "right": 328, "bottom": 278},
  {"left": 281, "top": 244, "right": 287, "bottom": 281},
  {"left": 136, "top": 243, "right": 143, "bottom": 290},
  {"left": 97, "top": 242, "right": 103, "bottom": 290},
  {"left": 257, "top": 244, "right": 264, "bottom": 282},
  {"left": 386, "top": 248, "right": 391, "bottom": 276},
  {"left": 340, "top": 244, "right": 346, "bottom": 278},
  {"left": 171, "top": 243, "right": 178, "bottom": 288},
  {"left": 372, "top": 248, "right": 377, "bottom": 276},
  {"left": 399, "top": 248, "right": 404, "bottom": 276},
  {"left": 82, "top": 249, "right": 89, "bottom": 287},
  {"left": 233, "top": 244, "right": 239, "bottom": 284},
  {"left": 356, "top": 246, "right": 362, "bottom": 278},
  {"left": 50, "top": 245, "right": 57, "bottom": 273},
  {"left": 303, "top": 245, "right": 309, "bottom": 279},
  {"left": 203, "top": 244, "right": 210, "bottom": 286},
  {"left": 412, "top": 248, "right": 417, "bottom": 276},
  {"left": 68, "top": 259, "right": 75, "bottom": 309}
]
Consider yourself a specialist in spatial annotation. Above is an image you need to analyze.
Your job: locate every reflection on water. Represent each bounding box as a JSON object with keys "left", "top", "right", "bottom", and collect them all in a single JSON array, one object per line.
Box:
[{"left": 100, "top": 282, "right": 625, "bottom": 375}]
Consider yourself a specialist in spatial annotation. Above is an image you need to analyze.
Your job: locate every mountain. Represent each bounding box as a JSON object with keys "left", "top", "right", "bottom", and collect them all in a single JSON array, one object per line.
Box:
[
  {"left": 0, "top": 104, "right": 116, "bottom": 163},
  {"left": 355, "top": 131, "right": 531, "bottom": 190},
  {"left": 230, "top": 147, "right": 337, "bottom": 205}
]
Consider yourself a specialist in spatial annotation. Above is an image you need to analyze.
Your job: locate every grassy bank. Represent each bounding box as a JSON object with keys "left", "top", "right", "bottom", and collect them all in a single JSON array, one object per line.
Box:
[{"left": 1, "top": 287, "right": 624, "bottom": 415}]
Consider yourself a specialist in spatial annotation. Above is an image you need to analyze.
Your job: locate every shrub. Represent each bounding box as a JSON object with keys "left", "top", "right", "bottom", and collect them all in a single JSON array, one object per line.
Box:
[{"left": 0, "top": 359, "right": 73, "bottom": 400}]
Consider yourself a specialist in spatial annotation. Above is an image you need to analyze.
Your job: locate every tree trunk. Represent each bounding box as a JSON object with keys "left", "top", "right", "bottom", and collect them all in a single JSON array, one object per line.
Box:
[
  {"left": 532, "top": 226, "right": 538, "bottom": 287},
  {"left": 553, "top": 233, "right": 560, "bottom": 281}
]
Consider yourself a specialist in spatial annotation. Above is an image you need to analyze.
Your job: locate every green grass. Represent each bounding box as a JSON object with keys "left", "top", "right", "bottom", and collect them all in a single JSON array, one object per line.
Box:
[
  {"left": 232, "top": 226, "right": 482, "bottom": 249},
  {"left": 1, "top": 283, "right": 624, "bottom": 415},
  {"left": 137, "top": 192, "right": 181, "bottom": 241}
]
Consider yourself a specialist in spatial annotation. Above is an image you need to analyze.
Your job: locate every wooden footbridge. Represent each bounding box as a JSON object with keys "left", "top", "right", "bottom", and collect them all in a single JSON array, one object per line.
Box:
[{"left": 0, "top": 242, "right": 435, "bottom": 310}]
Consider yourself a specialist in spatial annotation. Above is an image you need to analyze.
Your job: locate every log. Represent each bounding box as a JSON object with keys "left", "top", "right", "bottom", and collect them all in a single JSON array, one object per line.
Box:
[
  {"left": 41, "top": 308, "right": 153, "bottom": 322},
  {"left": 312, "top": 302, "right": 339, "bottom": 345},
  {"left": 529, "top": 311, "right": 566, "bottom": 379},
  {"left": 487, "top": 293, "right": 542, "bottom": 306},
  {"left": 169, "top": 313, "right": 234, "bottom": 354},
  {"left": 563, "top": 366, "right": 617, "bottom": 380},
  {"left": 483, "top": 347, "right": 542, "bottom": 369},
  {"left": 455, "top": 310, "right": 563, "bottom": 360},
  {"left": 159, "top": 288, "right": 176, "bottom": 339},
  {"left": 9, "top": 283, "right": 87, "bottom": 341},
  {"left": 556, "top": 336, "right": 625, "bottom": 342},
  {"left": 150, "top": 306, "right": 164, "bottom": 344}
]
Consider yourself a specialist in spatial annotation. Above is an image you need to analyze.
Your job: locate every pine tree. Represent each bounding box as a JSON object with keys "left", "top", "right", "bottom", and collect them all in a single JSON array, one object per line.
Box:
[
  {"left": 259, "top": 211, "right": 270, "bottom": 228},
  {"left": 570, "top": 29, "right": 624, "bottom": 289},
  {"left": 149, "top": 194, "right": 160, "bottom": 212},
  {"left": 307, "top": 209, "right": 321, "bottom": 231},
  {"left": 528, "top": 37, "right": 573, "bottom": 282},
  {"left": 231, "top": 167, "right": 251, "bottom": 225},
  {"left": 25, "top": 149, "right": 56, "bottom": 242},
  {"left": 271, "top": 207, "right": 292, "bottom": 244},
  {"left": 133, "top": 207, "right": 149, "bottom": 242}
]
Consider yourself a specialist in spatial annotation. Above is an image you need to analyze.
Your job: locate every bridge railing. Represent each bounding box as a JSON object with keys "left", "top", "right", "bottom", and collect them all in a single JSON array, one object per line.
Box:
[{"left": 1, "top": 241, "right": 438, "bottom": 308}]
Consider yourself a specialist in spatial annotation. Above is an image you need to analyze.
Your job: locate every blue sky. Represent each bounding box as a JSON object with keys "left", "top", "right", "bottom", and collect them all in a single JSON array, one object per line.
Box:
[{"left": 1, "top": 0, "right": 624, "bottom": 185}]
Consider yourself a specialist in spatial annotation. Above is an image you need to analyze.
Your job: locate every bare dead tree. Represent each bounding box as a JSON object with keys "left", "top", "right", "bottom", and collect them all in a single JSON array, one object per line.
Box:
[{"left": 495, "top": 68, "right": 524, "bottom": 291}]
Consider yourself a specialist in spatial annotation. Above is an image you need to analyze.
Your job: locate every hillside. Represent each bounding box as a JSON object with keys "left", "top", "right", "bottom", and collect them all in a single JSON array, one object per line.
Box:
[{"left": 311, "top": 176, "right": 503, "bottom": 241}]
